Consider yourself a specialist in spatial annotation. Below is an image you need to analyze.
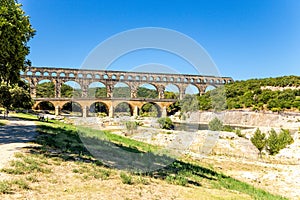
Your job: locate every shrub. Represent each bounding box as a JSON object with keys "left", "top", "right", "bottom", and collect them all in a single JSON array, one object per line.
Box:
[
  {"left": 235, "top": 128, "right": 245, "bottom": 138},
  {"left": 278, "top": 129, "right": 293, "bottom": 149},
  {"left": 120, "top": 172, "right": 133, "bottom": 185},
  {"left": 97, "top": 112, "right": 107, "bottom": 118},
  {"left": 208, "top": 117, "right": 223, "bottom": 131},
  {"left": 250, "top": 128, "right": 266, "bottom": 157},
  {"left": 267, "top": 129, "right": 280, "bottom": 155},
  {"left": 124, "top": 121, "right": 138, "bottom": 135},
  {"left": 0, "top": 181, "right": 11, "bottom": 194},
  {"left": 157, "top": 117, "right": 174, "bottom": 130},
  {"left": 266, "top": 128, "right": 293, "bottom": 155},
  {"left": 223, "top": 125, "right": 234, "bottom": 132}
]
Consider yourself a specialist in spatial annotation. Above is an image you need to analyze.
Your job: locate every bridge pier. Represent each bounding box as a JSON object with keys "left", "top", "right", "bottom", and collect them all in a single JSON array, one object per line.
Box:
[
  {"left": 109, "top": 105, "right": 114, "bottom": 118},
  {"left": 133, "top": 106, "right": 139, "bottom": 117},
  {"left": 83, "top": 106, "right": 89, "bottom": 118},
  {"left": 55, "top": 106, "right": 60, "bottom": 116},
  {"left": 161, "top": 106, "right": 167, "bottom": 117}
]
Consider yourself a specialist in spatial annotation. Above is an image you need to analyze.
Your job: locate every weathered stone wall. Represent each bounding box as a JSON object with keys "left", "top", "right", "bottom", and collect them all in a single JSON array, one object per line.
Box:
[{"left": 192, "top": 111, "right": 300, "bottom": 129}]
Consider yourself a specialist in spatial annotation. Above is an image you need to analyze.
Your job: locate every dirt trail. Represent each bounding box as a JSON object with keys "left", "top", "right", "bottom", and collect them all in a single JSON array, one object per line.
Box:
[{"left": 0, "top": 118, "right": 37, "bottom": 169}]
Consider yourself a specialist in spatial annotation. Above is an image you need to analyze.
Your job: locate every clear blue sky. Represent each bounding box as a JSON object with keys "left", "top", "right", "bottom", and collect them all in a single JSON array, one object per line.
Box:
[{"left": 20, "top": 0, "right": 300, "bottom": 80}]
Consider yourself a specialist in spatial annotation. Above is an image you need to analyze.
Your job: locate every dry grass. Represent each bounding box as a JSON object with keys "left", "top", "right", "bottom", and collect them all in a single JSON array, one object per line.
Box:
[{"left": 0, "top": 152, "right": 257, "bottom": 200}]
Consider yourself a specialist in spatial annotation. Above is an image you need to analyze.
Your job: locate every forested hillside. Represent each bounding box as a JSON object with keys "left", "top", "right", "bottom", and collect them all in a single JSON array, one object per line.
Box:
[{"left": 199, "top": 75, "right": 300, "bottom": 111}]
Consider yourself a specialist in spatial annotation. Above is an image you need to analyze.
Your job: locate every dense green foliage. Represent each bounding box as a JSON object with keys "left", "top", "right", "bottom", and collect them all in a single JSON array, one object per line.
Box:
[
  {"left": 180, "top": 94, "right": 199, "bottom": 115},
  {"left": 199, "top": 76, "right": 300, "bottom": 111},
  {"left": 250, "top": 128, "right": 267, "bottom": 157},
  {"left": 0, "top": 83, "right": 32, "bottom": 115},
  {"left": 208, "top": 117, "right": 223, "bottom": 131},
  {"left": 0, "top": 1, "right": 34, "bottom": 112},
  {"left": 266, "top": 129, "right": 294, "bottom": 155},
  {"left": 140, "top": 103, "right": 159, "bottom": 117},
  {"left": 37, "top": 82, "right": 81, "bottom": 98},
  {"left": 250, "top": 128, "right": 294, "bottom": 156},
  {"left": 0, "top": 0, "right": 35, "bottom": 85},
  {"left": 157, "top": 117, "right": 174, "bottom": 130}
]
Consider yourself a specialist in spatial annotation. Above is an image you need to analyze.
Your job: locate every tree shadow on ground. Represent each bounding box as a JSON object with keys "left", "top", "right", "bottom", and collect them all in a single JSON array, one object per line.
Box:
[{"left": 31, "top": 124, "right": 225, "bottom": 187}]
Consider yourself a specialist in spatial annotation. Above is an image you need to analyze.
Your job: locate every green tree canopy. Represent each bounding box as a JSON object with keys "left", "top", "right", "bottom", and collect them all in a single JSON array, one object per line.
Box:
[
  {"left": 0, "top": 0, "right": 35, "bottom": 85},
  {"left": 208, "top": 117, "right": 223, "bottom": 131},
  {"left": 250, "top": 128, "right": 266, "bottom": 157}
]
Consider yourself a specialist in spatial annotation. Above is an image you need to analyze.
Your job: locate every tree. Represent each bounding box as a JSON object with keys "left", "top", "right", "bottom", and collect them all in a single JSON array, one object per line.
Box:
[
  {"left": 210, "top": 86, "right": 227, "bottom": 111},
  {"left": 124, "top": 121, "right": 138, "bottom": 135},
  {"left": 181, "top": 94, "right": 199, "bottom": 112},
  {"left": 36, "top": 82, "right": 55, "bottom": 98},
  {"left": 10, "top": 85, "right": 33, "bottom": 109},
  {"left": 0, "top": 85, "right": 11, "bottom": 118},
  {"left": 0, "top": 0, "right": 35, "bottom": 85},
  {"left": 250, "top": 128, "right": 266, "bottom": 158},
  {"left": 267, "top": 128, "right": 294, "bottom": 155},
  {"left": 157, "top": 117, "right": 174, "bottom": 130},
  {"left": 267, "top": 129, "right": 280, "bottom": 155},
  {"left": 208, "top": 117, "right": 223, "bottom": 131},
  {"left": 278, "top": 129, "right": 293, "bottom": 150}
]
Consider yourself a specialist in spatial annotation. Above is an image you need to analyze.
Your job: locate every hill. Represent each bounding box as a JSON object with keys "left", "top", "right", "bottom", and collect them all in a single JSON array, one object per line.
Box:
[{"left": 199, "top": 75, "right": 300, "bottom": 112}]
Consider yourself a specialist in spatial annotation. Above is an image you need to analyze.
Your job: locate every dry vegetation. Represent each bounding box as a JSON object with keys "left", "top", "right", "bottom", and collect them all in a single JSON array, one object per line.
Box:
[{"left": 0, "top": 114, "right": 287, "bottom": 199}]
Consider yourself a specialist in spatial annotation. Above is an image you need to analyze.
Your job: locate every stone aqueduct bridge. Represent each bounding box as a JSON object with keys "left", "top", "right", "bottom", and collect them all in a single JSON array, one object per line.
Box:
[{"left": 21, "top": 67, "right": 233, "bottom": 117}]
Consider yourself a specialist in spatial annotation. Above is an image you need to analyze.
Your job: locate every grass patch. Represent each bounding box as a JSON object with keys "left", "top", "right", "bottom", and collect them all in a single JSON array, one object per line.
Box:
[
  {"left": 72, "top": 163, "right": 111, "bottom": 181},
  {"left": 0, "top": 181, "right": 11, "bottom": 194},
  {"left": 120, "top": 172, "right": 133, "bottom": 185},
  {"left": 1, "top": 154, "right": 51, "bottom": 175},
  {"left": 0, "top": 179, "right": 30, "bottom": 194},
  {"left": 0, "top": 119, "right": 8, "bottom": 126}
]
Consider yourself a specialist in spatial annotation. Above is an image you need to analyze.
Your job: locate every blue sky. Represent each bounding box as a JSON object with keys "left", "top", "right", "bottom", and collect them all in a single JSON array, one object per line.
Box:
[{"left": 20, "top": 0, "right": 300, "bottom": 80}]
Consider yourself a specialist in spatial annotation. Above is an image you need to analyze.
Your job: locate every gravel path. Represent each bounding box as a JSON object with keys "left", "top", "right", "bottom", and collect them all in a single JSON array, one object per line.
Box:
[{"left": 0, "top": 118, "right": 37, "bottom": 169}]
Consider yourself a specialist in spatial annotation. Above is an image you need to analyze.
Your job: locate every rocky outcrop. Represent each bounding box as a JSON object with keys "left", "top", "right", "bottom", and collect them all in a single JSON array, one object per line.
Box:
[{"left": 188, "top": 111, "right": 300, "bottom": 130}]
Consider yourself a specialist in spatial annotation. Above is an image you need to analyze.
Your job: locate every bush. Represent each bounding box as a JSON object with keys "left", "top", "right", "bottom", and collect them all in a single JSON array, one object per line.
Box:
[
  {"left": 208, "top": 117, "right": 223, "bottom": 131},
  {"left": 97, "top": 112, "right": 107, "bottom": 118},
  {"left": 266, "top": 128, "right": 293, "bottom": 155},
  {"left": 223, "top": 125, "right": 234, "bottom": 132},
  {"left": 278, "top": 129, "right": 293, "bottom": 150},
  {"left": 157, "top": 117, "right": 174, "bottom": 130},
  {"left": 250, "top": 128, "right": 266, "bottom": 157},
  {"left": 235, "top": 128, "right": 245, "bottom": 138},
  {"left": 124, "top": 121, "right": 138, "bottom": 135},
  {"left": 0, "top": 181, "right": 11, "bottom": 194},
  {"left": 267, "top": 129, "right": 280, "bottom": 155},
  {"left": 120, "top": 172, "right": 133, "bottom": 185}
]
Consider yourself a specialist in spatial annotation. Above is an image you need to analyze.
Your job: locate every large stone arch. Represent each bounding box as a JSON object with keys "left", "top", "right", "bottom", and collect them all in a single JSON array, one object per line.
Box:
[
  {"left": 184, "top": 84, "right": 200, "bottom": 95},
  {"left": 61, "top": 101, "right": 83, "bottom": 117},
  {"left": 114, "top": 102, "right": 133, "bottom": 117},
  {"left": 61, "top": 80, "right": 82, "bottom": 98},
  {"left": 34, "top": 101, "right": 55, "bottom": 113},
  {"left": 36, "top": 79, "right": 55, "bottom": 98},
  {"left": 137, "top": 83, "right": 159, "bottom": 99},
  {"left": 164, "top": 83, "right": 180, "bottom": 99},
  {"left": 140, "top": 102, "right": 161, "bottom": 117},
  {"left": 89, "top": 101, "right": 109, "bottom": 117},
  {"left": 113, "top": 82, "right": 131, "bottom": 98},
  {"left": 204, "top": 84, "right": 217, "bottom": 93},
  {"left": 88, "top": 81, "right": 107, "bottom": 98}
]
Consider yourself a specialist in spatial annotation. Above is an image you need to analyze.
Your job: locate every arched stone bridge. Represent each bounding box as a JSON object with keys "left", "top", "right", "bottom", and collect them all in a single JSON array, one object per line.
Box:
[{"left": 21, "top": 66, "right": 233, "bottom": 117}]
